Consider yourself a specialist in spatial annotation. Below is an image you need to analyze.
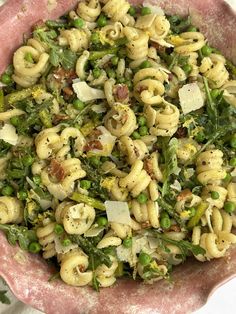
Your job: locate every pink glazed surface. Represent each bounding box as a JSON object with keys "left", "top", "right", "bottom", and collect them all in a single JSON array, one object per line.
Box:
[{"left": 0, "top": 1, "right": 236, "bottom": 313}]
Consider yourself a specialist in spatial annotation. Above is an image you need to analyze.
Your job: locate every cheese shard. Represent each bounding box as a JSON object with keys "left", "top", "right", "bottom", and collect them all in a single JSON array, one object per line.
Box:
[
  {"left": 84, "top": 225, "right": 105, "bottom": 237},
  {"left": 143, "top": 1, "right": 165, "bottom": 15},
  {"left": 105, "top": 201, "right": 131, "bottom": 225},
  {"left": 135, "top": 14, "right": 156, "bottom": 29},
  {"left": 72, "top": 81, "right": 105, "bottom": 102},
  {"left": 0, "top": 123, "right": 18, "bottom": 145},
  {"left": 178, "top": 83, "right": 204, "bottom": 114}
]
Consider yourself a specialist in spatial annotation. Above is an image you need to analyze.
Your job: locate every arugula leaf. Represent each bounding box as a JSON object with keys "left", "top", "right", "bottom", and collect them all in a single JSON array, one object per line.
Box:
[
  {"left": 49, "top": 48, "right": 77, "bottom": 70},
  {"left": 69, "top": 234, "right": 112, "bottom": 268},
  {"left": 168, "top": 15, "right": 192, "bottom": 34},
  {"left": 0, "top": 290, "right": 10, "bottom": 305},
  {"left": 161, "top": 137, "right": 180, "bottom": 196},
  {"left": 0, "top": 224, "right": 37, "bottom": 251},
  {"left": 203, "top": 77, "right": 218, "bottom": 131},
  {"left": 157, "top": 197, "right": 185, "bottom": 227}
]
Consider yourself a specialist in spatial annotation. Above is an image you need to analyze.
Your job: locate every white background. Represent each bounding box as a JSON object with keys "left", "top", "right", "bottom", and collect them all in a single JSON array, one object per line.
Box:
[{"left": 0, "top": 0, "right": 236, "bottom": 313}]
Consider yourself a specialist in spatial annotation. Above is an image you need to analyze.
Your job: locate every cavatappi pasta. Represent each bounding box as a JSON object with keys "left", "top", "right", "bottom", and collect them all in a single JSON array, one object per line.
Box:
[{"left": 0, "top": 0, "right": 236, "bottom": 290}]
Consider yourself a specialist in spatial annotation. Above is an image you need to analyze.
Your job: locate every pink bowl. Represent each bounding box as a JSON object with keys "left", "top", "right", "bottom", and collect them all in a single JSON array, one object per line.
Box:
[{"left": 0, "top": 1, "right": 236, "bottom": 313}]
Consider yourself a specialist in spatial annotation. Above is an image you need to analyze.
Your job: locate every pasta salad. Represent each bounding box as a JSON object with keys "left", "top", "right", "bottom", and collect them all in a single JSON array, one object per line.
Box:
[{"left": 0, "top": 0, "right": 236, "bottom": 290}]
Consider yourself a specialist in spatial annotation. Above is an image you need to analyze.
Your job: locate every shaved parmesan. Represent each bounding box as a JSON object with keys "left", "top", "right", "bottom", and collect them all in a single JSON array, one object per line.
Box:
[
  {"left": 148, "top": 237, "right": 159, "bottom": 249},
  {"left": 89, "top": 126, "right": 116, "bottom": 156},
  {"left": 178, "top": 83, "right": 204, "bottom": 114},
  {"left": 0, "top": 123, "right": 18, "bottom": 145},
  {"left": 84, "top": 225, "right": 105, "bottom": 237},
  {"left": 72, "top": 81, "right": 105, "bottom": 102},
  {"left": 105, "top": 201, "right": 131, "bottom": 225},
  {"left": 30, "top": 190, "right": 52, "bottom": 210},
  {"left": 135, "top": 14, "right": 156, "bottom": 29},
  {"left": 91, "top": 104, "right": 107, "bottom": 113},
  {"left": 116, "top": 245, "right": 132, "bottom": 262},
  {"left": 143, "top": 1, "right": 165, "bottom": 15},
  {"left": 54, "top": 236, "right": 78, "bottom": 254}
]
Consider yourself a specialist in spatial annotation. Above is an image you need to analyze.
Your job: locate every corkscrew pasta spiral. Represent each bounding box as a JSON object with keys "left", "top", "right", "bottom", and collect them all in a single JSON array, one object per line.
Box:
[
  {"left": 36, "top": 222, "right": 57, "bottom": 259},
  {"left": 102, "top": 0, "right": 132, "bottom": 26},
  {"left": 55, "top": 201, "right": 95, "bottom": 234},
  {"left": 202, "top": 185, "right": 228, "bottom": 209},
  {"left": 118, "top": 135, "right": 148, "bottom": 165},
  {"left": 196, "top": 150, "right": 226, "bottom": 185},
  {"left": 35, "top": 127, "right": 62, "bottom": 160},
  {"left": 171, "top": 32, "right": 205, "bottom": 53},
  {"left": 77, "top": 0, "right": 101, "bottom": 22},
  {"left": 119, "top": 160, "right": 151, "bottom": 197},
  {"left": 12, "top": 42, "right": 49, "bottom": 87},
  {"left": 200, "top": 54, "right": 229, "bottom": 88},
  {"left": 124, "top": 27, "right": 149, "bottom": 60},
  {"left": 130, "top": 199, "right": 159, "bottom": 228},
  {"left": 60, "top": 249, "right": 93, "bottom": 286},
  {"left": 104, "top": 103, "right": 137, "bottom": 137},
  {"left": 0, "top": 197, "right": 23, "bottom": 224},
  {"left": 59, "top": 28, "right": 90, "bottom": 52}
]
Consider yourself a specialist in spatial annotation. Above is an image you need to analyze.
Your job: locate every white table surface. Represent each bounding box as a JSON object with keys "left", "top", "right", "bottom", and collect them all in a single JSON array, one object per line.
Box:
[{"left": 0, "top": 0, "right": 236, "bottom": 313}]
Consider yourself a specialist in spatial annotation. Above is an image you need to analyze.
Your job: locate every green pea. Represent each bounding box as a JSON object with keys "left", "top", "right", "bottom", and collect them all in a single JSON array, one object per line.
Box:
[
  {"left": 139, "top": 252, "right": 152, "bottom": 266},
  {"left": 73, "top": 18, "right": 84, "bottom": 28},
  {"left": 210, "top": 89, "right": 220, "bottom": 99},
  {"left": 211, "top": 191, "right": 220, "bottom": 200},
  {"left": 28, "top": 242, "right": 42, "bottom": 253},
  {"left": 54, "top": 224, "right": 64, "bottom": 235},
  {"left": 93, "top": 68, "right": 101, "bottom": 79},
  {"left": 1, "top": 73, "right": 12, "bottom": 85},
  {"left": 195, "top": 131, "right": 205, "bottom": 143},
  {"left": 97, "top": 14, "right": 107, "bottom": 27},
  {"left": 97, "top": 216, "right": 108, "bottom": 226},
  {"left": 201, "top": 45, "right": 212, "bottom": 57},
  {"left": 10, "top": 116, "right": 21, "bottom": 127},
  {"left": 229, "top": 157, "right": 236, "bottom": 167},
  {"left": 224, "top": 201, "right": 236, "bottom": 214},
  {"left": 22, "top": 155, "right": 34, "bottom": 166},
  {"left": 89, "top": 156, "right": 101, "bottom": 167},
  {"left": 111, "top": 56, "right": 119, "bottom": 66},
  {"left": 187, "top": 26, "right": 197, "bottom": 32},
  {"left": 139, "top": 126, "right": 148, "bottom": 136},
  {"left": 90, "top": 32, "right": 100, "bottom": 44},
  {"left": 138, "top": 116, "right": 147, "bottom": 127},
  {"left": 61, "top": 238, "right": 72, "bottom": 246},
  {"left": 117, "top": 77, "right": 125, "bottom": 84},
  {"left": 160, "top": 216, "right": 171, "bottom": 229},
  {"left": 230, "top": 135, "right": 236, "bottom": 148},
  {"left": 140, "top": 60, "right": 152, "bottom": 69},
  {"left": 128, "top": 6, "right": 136, "bottom": 16},
  {"left": 73, "top": 99, "right": 85, "bottom": 110},
  {"left": 160, "top": 211, "right": 169, "bottom": 219},
  {"left": 141, "top": 7, "right": 152, "bottom": 16},
  {"left": 182, "top": 64, "right": 192, "bottom": 74},
  {"left": 123, "top": 238, "right": 132, "bottom": 248},
  {"left": 80, "top": 179, "right": 92, "bottom": 190},
  {"left": 131, "top": 131, "right": 141, "bottom": 139},
  {"left": 33, "top": 175, "right": 41, "bottom": 185},
  {"left": 136, "top": 193, "right": 148, "bottom": 204},
  {"left": 17, "top": 190, "right": 28, "bottom": 200},
  {"left": 112, "top": 150, "right": 120, "bottom": 158},
  {"left": 107, "top": 68, "right": 116, "bottom": 79},
  {"left": 2, "top": 185, "right": 14, "bottom": 196}
]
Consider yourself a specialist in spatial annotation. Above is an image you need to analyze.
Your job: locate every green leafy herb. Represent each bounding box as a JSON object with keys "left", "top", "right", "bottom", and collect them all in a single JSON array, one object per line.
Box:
[
  {"left": 0, "top": 140, "right": 12, "bottom": 157},
  {"left": 49, "top": 48, "right": 77, "bottom": 70},
  {"left": 153, "top": 232, "right": 206, "bottom": 261},
  {"left": 0, "top": 290, "right": 10, "bottom": 305},
  {"left": 168, "top": 15, "right": 192, "bottom": 34},
  {"left": 0, "top": 224, "right": 37, "bottom": 251},
  {"left": 161, "top": 137, "right": 180, "bottom": 196},
  {"left": 69, "top": 234, "right": 112, "bottom": 267},
  {"left": 157, "top": 197, "right": 184, "bottom": 227}
]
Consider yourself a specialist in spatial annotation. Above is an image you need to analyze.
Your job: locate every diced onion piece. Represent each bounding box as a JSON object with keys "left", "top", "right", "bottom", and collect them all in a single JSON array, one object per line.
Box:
[
  {"left": 178, "top": 83, "right": 204, "bottom": 114},
  {"left": 105, "top": 201, "right": 131, "bottom": 225},
  {"left": 0, "top": 123, "right": 18, "bottom": 145},
  {"left": 72, "top": 81, "right": 105, "bottom": 102}
]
